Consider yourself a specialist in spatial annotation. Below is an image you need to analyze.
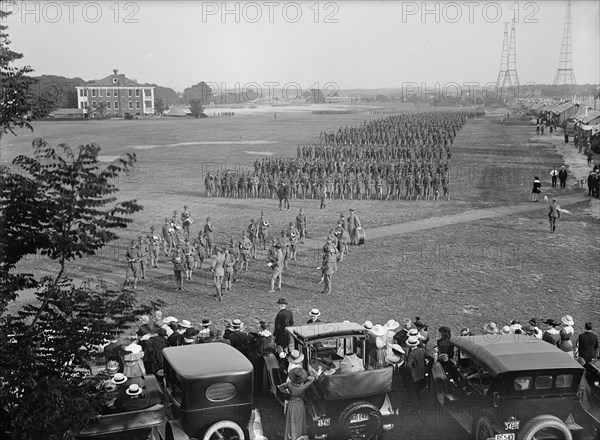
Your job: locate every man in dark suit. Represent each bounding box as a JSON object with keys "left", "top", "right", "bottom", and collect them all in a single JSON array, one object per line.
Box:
[
  {"left": 144, "top": 328, "right": 168, "bottom": 374},
  {"left": 274, "top": 298, "right": 294, "bottom": 348},
  {"left": 558, "top": 166, "right": 568, "bottom": 189},
  {"left": 307, "top": 308, "right": 322, "bottom": 324},
  {"left": 405, "top": 335, "right": 434, "bottom": 412},
  {"left": 577, "top": 322, "right": 599, "bottom": 364},
  {"left": 227, "top": 319, "right": 249, "bottom": 355}
]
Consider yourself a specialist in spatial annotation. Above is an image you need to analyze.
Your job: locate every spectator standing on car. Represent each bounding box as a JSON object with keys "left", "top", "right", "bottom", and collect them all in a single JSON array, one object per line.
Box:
[
  {"left": 277, "top": 368, "right": 315, "bottom": 440},
  {"left": 577, "top": 322, "right": 599, "bottom": 364},
  {"left": 274, "top": 298, "right": 294, "bottom": 348}
]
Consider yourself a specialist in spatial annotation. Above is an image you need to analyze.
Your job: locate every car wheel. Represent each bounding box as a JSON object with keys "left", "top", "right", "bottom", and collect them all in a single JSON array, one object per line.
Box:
[
  {"left": 337, "top": 400, "right": 383, "bottom": 440},
  {"left": 202, "top": 420, "right": 245, "bottom": 440},
  {"left": 475, "top": 416, "right": 495, "bottom": 440},
  {"left": 518, "top": 415, "right": 572, "bottom": 440}
]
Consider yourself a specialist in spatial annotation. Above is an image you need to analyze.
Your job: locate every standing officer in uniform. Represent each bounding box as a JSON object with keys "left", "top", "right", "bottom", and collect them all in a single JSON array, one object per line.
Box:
[
  {"left": 148, "top": 226, "right": 161, "bottom": 268},
  {"left": 162, "top": 218, "right": 174, "bottom": 257},
  {"left": 296, "top": 208, "right": 307, "bottom": 244},
  {"left": 287, "top": 222, "right": 300, "bottom": 261},
  {"left": 171, "top": 245, "right": 185, "bottom": 291},
  {"left": 321, "top": 240, "right": 338, "bottom": 295},
  {"left": 181, "top": 205, "right": 192, "bottom": 239},
  {"left": 239, "top": 232, "right": 252, "bottom": 271},
  {"left": 258, "top": 212, "right": 270, "bottom": 250},
  {"left": 137, "top": 235, "right": 149, "bottom": 280},
  {"left": 548, "top": 198, "right": 561, "bottom": 232},
  {"left": 204, "top": 217, "right": 214, "bottom": 255},
  {"left": 347, "top": 208, "right": 361, "bottom": 246},
  {"left": 211, "top": 247, "right": 225, "bottom": 301}
]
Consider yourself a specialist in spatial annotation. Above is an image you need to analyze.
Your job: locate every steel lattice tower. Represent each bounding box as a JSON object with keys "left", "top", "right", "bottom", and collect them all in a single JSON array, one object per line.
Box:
[
  {"left": 553, "top": 0, "right": 576, "bottom": 85},
  {"left": 496, "top": 23, "right": 510, "bottom": 88},
  {"left": 496, "top": 20, "right": 519, "bottom": 89}
]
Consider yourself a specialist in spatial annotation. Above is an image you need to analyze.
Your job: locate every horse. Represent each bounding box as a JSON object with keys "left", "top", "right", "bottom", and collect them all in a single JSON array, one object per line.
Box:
[{"left": 277, "top": 184, "right": 290, "bottom": 212}]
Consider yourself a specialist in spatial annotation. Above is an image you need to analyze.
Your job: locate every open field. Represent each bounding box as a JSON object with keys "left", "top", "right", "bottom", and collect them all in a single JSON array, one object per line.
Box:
[{"left": 3, "top": 105, "right": 599, "bottom": 439}]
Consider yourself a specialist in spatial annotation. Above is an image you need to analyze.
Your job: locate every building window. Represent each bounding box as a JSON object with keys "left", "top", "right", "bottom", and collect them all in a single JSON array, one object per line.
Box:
[
  {"left": 91, "top": 89, "right": 96, "bottom": 98},
  {"left": 107, "top": 102, "right": 111, "bottom": 109},
  {"left": 112, "top": 78, "right": 118, "bottom": 84},
  {"left": 144, "top": 89, "right": 151, "bottom": 97},
  {"left": 79, "top": 89, "right": 84, "bottom": 97},
  {"left": 115, "top": 101, "right": 119, "bottom": 109},
  {"left": 145, "top": 100, "right": 152, "bottom": 108},
  {"left": 99, "top": 89, "right": 104, "bottom": 98},
  {"left": 128, "top": 102, "right": 133, "bottom": 109},
  {"left": 136, "top": 102, "right": 140, "bottom": 109},
  {"left": 128, "top": 89, "right": 133, "bottom": 97},
  {"left": 135, "top": 89, "right": 140, "bottom": 97},
  {"left": 106, "top": 89, "right": 111, "bottom": 97},
  {"left": 92, "top": 101, "right": 96, "bottom": 108}
]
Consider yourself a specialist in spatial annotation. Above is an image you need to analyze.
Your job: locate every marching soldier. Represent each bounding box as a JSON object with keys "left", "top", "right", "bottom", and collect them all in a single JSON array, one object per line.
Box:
[
  {"left": 171, "top": 245, "right": 185, "bottom": 291},
  {"left": 287, "top": 222, "right": 300, "bottom": 261},
  {"left": 194, "top": 230, "right": 207, "bottom": 271},
  {"left": 258, "top": 212, "right": 270, "bottom": 250},
  {"left": 204, "top": 217, "right": 214, "bottom": 255},
  {"left": 162, "top": 218, "right": 174, "bottom": 257},
  {"left": 247, "top": 218, "right": 259, "bottom": 259},
  {"left": 268, "top": 240, "right": 284, "bottom": 293},
  {"left": 137, "top": 235, "right": 149, "bottom": 280},
  {"left": 183, "top": 238, "right": 195, "bottom": 281},
  {"left": 279, "top": 229, "right": 291, "bottom": 269},
  {"left": 223, "top": 248, "right": 236, "bottom": 291},
  {"left": 181, "top": 205, "right": 193, "bottom": 239},
  {"left": 296, "top": 208, "right": 307, "bottom": 243},
  {"left": 239, "top": 232, "right": 252, "bottom": 271},
  {"left": 211, "top": 247, "right": 225, "bottom": 301},
  {"left": 148, "top": 226, "right": 162, "bottom": 268},
  {"left": 124, "top": 240, "right": 140, "bottom": 290}
]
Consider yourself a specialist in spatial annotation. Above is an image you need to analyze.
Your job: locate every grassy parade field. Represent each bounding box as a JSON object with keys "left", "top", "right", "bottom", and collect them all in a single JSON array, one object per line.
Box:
[{"left": 4, "top": 106, "right": 599, "bottom": 439}]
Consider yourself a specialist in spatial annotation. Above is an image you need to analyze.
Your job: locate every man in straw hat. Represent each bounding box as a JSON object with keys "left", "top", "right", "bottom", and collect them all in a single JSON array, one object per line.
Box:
[
  {"left": 228, "top": 319, "right": 249, "bottom": 354},
  {"left": 307, "top": 308, "right": 322, "bottom": 324}
]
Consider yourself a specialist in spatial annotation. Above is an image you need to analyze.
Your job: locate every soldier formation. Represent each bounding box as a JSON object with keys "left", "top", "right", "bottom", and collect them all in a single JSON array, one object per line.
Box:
[{"left": 203, "top": 111, "right": 483, "bottom": 202}]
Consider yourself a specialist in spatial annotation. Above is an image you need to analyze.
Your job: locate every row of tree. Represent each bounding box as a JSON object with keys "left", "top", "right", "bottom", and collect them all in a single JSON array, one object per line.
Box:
[{"left": 1, "top": 11, "right": 161, "bottom": 438}]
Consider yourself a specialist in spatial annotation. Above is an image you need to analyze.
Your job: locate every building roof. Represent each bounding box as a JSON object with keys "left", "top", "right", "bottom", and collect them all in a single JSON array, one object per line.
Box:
[
  {"left": 49, "top": 108, "right": 86, "bottom": 116},
  {"left": 452, "top": 335, "right": 583, "bottom": 377},
  {"left": 162, "top": 343, "right": 252, "bottom": 380},
  {"left": 548, "top": 101, "right": 578, "bottom": 115},
  {"left": 84, "top": 70, "right": 153, "bottom": 87},
  {"left": 577, "top": 108, "right": 600, "bottom": 124},
  {"left": 286, "top": 322, "right": 366, "bottom": 342}
]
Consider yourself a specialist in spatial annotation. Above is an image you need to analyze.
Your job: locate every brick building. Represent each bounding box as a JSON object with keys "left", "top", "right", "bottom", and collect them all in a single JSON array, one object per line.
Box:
[{"left": 76, "top": 69, "right": 155, "bottom": 117}]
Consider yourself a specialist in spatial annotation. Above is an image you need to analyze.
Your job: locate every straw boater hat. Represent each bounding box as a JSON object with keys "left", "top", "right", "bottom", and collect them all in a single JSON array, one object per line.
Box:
[
  {"left": 309, "top": 309, "right": 321, "bottom": 318},
  {"left": 126, "top": 383, "right": 142, "bottom": 396},
  {"left": 111, "top": 373, "right": 128, "bottom": 385},
  {"left": 232, "top": 319, "right": 243, "bottom": 330},
  {"left": 406, "top": 335, "right": 420, "bottom": 347},
  {"left": 371, "top": 324, "right": 387, "bottom": 337},
  {"left": 179, "top": 320, "right": 192, "bottom": 328},
  {"left": 561, "top": 315, "right": 574, "bottom": 326},
  {"left": 288, "top": 349, "right": 304, "bottom": 364},
  {"left": 407, "top": 328, "right": 419, "bottom": 338},
  {"left": 363, "top": 321, "right": 373, "bottom": 330}
]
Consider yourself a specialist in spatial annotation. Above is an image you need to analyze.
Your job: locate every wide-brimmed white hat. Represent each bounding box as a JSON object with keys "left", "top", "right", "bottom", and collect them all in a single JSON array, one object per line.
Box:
[
  {"left": 371, "top": 324, "right": 387, "bottom": 337},
  {"left": 309, "top": 308, "right": 321, "bottom": 318},
  {"left": 126, "top": 383, "right": 142, "bottom": 396},
  {"left": 385, "top": 319, "right": 400, "bottom": 331},
  {"left": 124, "top": 343, "right": 142, "bottom": 355},
  {"left": 561, "top": 315, "right": 574, "bottom": 326},
  {"left": 179, "top": 320, "right": 192, "bottom": 328},
  {"left": 111, "top": 373, "right": 128, "bottom": 385},
  {"left": 163, "top": 316, "right": 178, "bottom": 324}
]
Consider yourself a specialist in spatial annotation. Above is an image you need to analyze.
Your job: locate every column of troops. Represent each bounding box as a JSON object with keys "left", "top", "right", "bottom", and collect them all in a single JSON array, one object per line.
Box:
[{"left": 203, "top": 111, "right": 483, "bottom": 201}]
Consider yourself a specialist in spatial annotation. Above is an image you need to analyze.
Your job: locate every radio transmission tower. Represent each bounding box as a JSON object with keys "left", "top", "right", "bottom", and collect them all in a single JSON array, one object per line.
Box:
[
  {"left": 496, "top": 20, "right": 519, "bottom": 89},
  {"left": 553, "top": 0, "right": 576, "bottom": 85}
]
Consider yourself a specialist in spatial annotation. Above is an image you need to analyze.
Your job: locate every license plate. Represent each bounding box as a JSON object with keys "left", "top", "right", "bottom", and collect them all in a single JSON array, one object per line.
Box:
[
  {"left": 317, "top": 417, "right": 331, "bottom": 427},
  {"left": 350, "top": 413, "right": 370, "bottom": 423},
  {"left": 495, "top": 434, "right": 515, "bottom": 440},
  {"left": 504, "top": 420, "right": 520, "bottom": 431}
]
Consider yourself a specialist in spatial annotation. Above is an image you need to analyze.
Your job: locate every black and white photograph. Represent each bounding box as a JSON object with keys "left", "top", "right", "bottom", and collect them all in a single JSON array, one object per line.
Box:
[{"left": 1, "top": 1, "right": 599, "bottom": 439}]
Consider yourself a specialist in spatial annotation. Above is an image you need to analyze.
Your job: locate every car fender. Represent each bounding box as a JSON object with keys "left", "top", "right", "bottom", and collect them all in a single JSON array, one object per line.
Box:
[
  {"left": 261, "top": 352, "right": 286, "bottom": 406},
  {"left": 517, "top": 414, "right": 572, "bottom": 440},
  {"left": 430, "top": 362, "right": 448, "bottom": 406}
]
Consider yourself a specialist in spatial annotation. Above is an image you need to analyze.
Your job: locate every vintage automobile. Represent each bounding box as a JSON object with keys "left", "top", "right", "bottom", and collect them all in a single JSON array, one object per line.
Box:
[
  {"left": 75, "top": 343, "right": 264, "bottom": 440},
  {"left": 162, "top": 342, "right": 264, "bottom": 440},
  {"left": 430, "top": 334, "right": 587, "bottom": 440},
  {"left": 262, "top": 322, "right": 396, "bottom": 440}
]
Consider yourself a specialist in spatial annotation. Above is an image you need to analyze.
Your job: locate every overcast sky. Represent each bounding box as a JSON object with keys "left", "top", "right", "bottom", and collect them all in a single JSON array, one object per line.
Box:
[{"left": 3, "top": 1, "right": 599, "bottom": 92}]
